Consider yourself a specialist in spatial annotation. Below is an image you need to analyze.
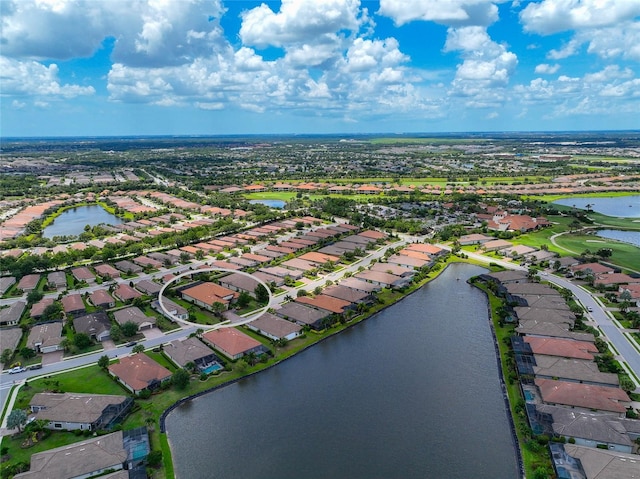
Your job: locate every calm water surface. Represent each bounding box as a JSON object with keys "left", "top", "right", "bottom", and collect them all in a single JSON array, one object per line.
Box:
[
  {"left": 166, "top": 263, "right": 519, "bottom": 479},
  {"left": 248, "top": 199, "right": 286, "bottom": 209},
  {"left": 596, "top": 229, "right": 640, "bottom": 247},
  {"left": 43, "top": 205, "right": 124, "bottom": 238},
  {"left": 553, "top": 195, "right": 640, "bottom": 218}
]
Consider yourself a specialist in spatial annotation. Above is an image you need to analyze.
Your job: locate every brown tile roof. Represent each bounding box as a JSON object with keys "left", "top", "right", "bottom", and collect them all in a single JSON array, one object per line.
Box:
[
  {"left": 525, "top": 337, "right": 598, "bottom": 360},
  {"left": 535, "top": 378, "right": 630, "bottom": 413},
  {"left": 296, "top": 294, "right": 352, "bottom": 314},
  {"left": 108, "top": 354, "right": 171, "bottom": 392},
  {"left": 182, "top": 282, "right": 237, "bottom": 306},
  {"left": 202, "top": 328, "right": 262, "bottom": 358}
]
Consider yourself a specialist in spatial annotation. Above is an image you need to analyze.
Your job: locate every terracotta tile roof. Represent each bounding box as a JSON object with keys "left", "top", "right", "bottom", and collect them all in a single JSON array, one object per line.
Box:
[
  {"left": 296, "top": 294, "right": 352, "bottom": 314},
  {"left": 535, "top": 378, "right": 630, "bottom": 413},
  {"left": 109, "top": 354, "right": 171, "bottom": 392},
  {"left": 202, "top": 328, "right": 262, "bottom": 358}
]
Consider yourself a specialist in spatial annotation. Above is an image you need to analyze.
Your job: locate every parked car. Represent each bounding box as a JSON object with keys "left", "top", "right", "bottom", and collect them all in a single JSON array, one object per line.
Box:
[
  {"left": 9, "top": 366, "right": 26, "bottom": 374},
  {"left": 28, "top": 364, "right": 43, "bottom": 370},
  {"left": 587, "top": 307, "right": 593, "bottom": 312},
  {"left": 124, "top": 341, "right": 137, "bottom": 347}
]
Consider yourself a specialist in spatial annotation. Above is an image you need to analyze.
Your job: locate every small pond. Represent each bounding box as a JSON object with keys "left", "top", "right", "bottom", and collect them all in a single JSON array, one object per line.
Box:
[
  {"left": 248, "top": 199, "right": 286, "bottom": 209},
  {"left": 43, "top": 205, "right": 124, "bottom": 238}
]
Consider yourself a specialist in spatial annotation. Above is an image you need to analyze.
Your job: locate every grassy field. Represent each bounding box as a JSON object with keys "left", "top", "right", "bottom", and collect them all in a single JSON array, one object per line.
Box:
[{"left": 553, "top": 234, "right": 640, "bottom": 272}]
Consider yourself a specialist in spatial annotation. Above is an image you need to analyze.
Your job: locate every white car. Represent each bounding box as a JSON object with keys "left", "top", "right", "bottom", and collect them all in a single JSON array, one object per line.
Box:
[{"left": 8, "top": 366, "right": 26, "bottom": 374}]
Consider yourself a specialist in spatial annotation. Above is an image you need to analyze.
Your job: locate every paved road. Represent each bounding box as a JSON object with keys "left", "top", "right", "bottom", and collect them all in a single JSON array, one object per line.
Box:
[
  {"left": 462, "top": 249, "right": 640, "bottom": 391},
  {"left": 4, "top": 238, "right": 638, "bottom": 430},
  {"left": 0, "top": 233, "right": 406, "bottom": 428}
]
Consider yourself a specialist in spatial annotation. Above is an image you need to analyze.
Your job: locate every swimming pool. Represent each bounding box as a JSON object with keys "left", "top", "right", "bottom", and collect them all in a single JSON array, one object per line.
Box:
[
  {"left": 524, "top": 390, "right": 535, "bottom": 401},
  {"left": 201, "top": 363, "right": 222, "bottom": 374}
]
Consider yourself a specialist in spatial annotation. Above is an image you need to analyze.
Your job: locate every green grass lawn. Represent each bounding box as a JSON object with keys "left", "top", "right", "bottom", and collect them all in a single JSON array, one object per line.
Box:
[
  {"left": 553, "top": 234, "right": 640, "bottom": 271},
  {"left": 14, "top": 365, "right": 126, "bottom": 410}
]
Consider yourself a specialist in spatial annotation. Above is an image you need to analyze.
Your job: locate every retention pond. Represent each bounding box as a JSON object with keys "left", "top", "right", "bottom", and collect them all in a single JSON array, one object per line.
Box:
[{"left": 166, "top": 263, "right": 519, "bottom": 478}]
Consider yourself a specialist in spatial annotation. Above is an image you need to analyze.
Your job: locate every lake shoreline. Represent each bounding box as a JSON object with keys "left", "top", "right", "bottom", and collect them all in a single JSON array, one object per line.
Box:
[{"left": 162, "top": 260, "right": 522, "bottom": 478}]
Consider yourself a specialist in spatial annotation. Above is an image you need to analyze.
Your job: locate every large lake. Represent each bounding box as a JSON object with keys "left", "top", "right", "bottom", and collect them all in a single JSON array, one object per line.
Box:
[
  {"left": 166, "top": 263, "right": 519, "bottom": 479},
  {"left": 553, "top": 195, "right": 640, "bottom": 218},
  {"left": 596, "top": 229, "right": 640, "bottom": 248},
  {"left": 43, "top": 205, "right": 124, "bottom": 238}
]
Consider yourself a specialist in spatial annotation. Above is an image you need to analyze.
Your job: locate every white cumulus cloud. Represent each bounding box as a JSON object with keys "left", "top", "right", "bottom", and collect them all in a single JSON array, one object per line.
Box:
[
  {"left": 0, "top": 56, "right": 95, "bottom": 99},
  {"left": 378, "top": 0, "right": 503, "bottom": 27},
  {"left": 535, "top": 63, "right": 560, "bottom": 74}
]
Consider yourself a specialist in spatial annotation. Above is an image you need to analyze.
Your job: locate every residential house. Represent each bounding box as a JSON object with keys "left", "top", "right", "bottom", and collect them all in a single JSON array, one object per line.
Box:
[
  {"left": 152, "top": 297, "right": 188, "bottom": 321},
  {"left": 89, "top": 289, "right": 115, "bottom": 309},
  {"left": 370, "top": 262, "right": 415, "bottom": 278},
  {"left": 458, "top": 233, "right": 493, "bottom": 245},
  {"left": 531, "top": 355, "right": 619, "bottom": 387},
  {"left": 27, "top": 321, "right": 63, "bottom": 353},
  {"left": 619, "top": 283, "right": 640, "bottom": 307},
  {"left": 296, "top": 295, "right": 353, "bottom": 315},
  {"left": 404, "top": 243, "right": 444, "bottom": 256},
  {"left": 298, "top": 252, "right": 341, "bottom": 265},
  {"left": 275, "top": 302, "right": 329, "bottom": 330},
  {"left": 29, "top": 392, "right": 133, "bottom": 432},
  {"left": 133, "top": 256, "right": 162, "bottom": 269},
  {"left": 113, "top": 284, "right": 142, "bottom": 302},
  {"left": 74, "top": 311, "right": 112, "bottom": 342},
  {"left": 387, "top": 254, "right": 430, "bottom": 270},
  {"left": 281, "top": 258, "right": 318, "bottom": 273},
  {"left": 524, "top": 336, "right": 598, "bottom": 361},
  {"left": 534, "top": 378, "right": 630, "bottom": 415},
  {"left": 94, "top": 264, "right": 121, "bottom": 279},
  {"left": 338, "top": 277, "right": 381, "bottom": 293},
  {"left": 47, "top": 271, "right": 67, "bottom": 290},
  {"left": 164, "top": 336, "right": 221, "bottom": 371},
  {"left": 30, "top": 297, "right": 54, "bottom": 319},
  {"left": 112, "top": 306, "right": 156, "bottom": 330},
  {"left": 355, "top": 270, "right": 410, "bottom": 289},
  {"left": 481, "top": 239, "right": 513, "bottom": 252},
  {"left": 0, "top": 276, "right": 16, "bottom": 296},
  {"left": 570, "top": 262, "right": 615, "bottom": 277},
  {"left": 322, "top": 285, "right": 372, "bottom": 304},
  {"left": 253, "top": 271, "right": 284, "bottom": 287},
  {"left": 501, "top": 245, "right": 537, "bottom": 258},
  {"left": 114, "top": 260, "right": 143, "bottom": 274},
  {"left": 17, "top": 274, "right": 40, "bottom": 292},
  {"left": 71, "top": 266, "right": 96, "bottom": 284},
  {"left": 0, "top": 328, "right": 22, "bottom": 360},
  {"left": 148, "top": 251, "right": 178, "bottom": 265},
  {"left": 246, "top": 312, "right": 302, "bottom": 341},
  {"left": 260, "top": 266, "right": 304, "bottom": 280},
  {"left": 181, "top": 282, "right": 238, "bottom": 311},
  {"left": 534, "top": 405, "right": 640, "bottom": 454},
  {"left": 218, "top": 273, "right": 260, "bottom": 297},
  {"left": 135, "top": 279, "right": 162, "bottom": 296},
  {"left": 202, "top": 328, "right": 266, "bottom": 360},
  {"left": 594, "top": 273, "right": 640, "bottom": 288},
  {"left": 61, "top": 293, "right": 85, "bottom": 316},
  {"left": 108, "top": 354, "right": 172, "bottom": 394},
  {"left": 13, "top": 430, "right": 129, "bottom": 479},
  {"left": 483, "top": 270, "right": 529, "bottom": 284}
]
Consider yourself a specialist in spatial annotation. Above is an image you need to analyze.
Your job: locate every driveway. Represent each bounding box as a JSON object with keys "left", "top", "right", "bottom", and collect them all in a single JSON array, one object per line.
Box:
[
  {"left": 101, "top": 339, "right": 116, "bottom": 351},
  {"left": 42, "top": 350, "right": 64, "bottom": 366},
  {"left": 141, "top": 327, "right": 164, "bottom": 340}
]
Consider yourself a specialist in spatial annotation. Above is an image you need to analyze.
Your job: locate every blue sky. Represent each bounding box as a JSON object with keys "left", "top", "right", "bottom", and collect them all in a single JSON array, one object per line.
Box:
[{"left": 1, "top": 0, "right": 639, "bottom": 137}]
